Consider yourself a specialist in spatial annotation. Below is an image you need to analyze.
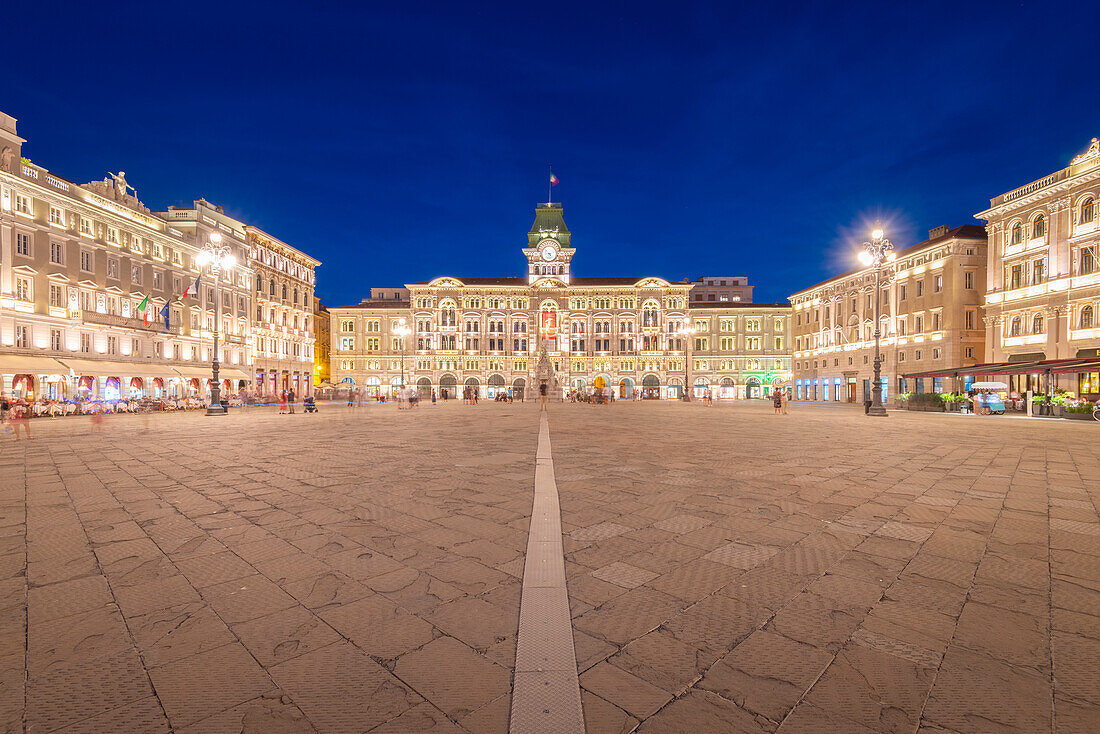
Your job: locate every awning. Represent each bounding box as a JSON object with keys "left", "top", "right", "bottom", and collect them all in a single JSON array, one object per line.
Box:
[
  {"left": 903, "top": 357, "right": 1093, "bottom": 379},
  {"left": 170, "top": 365, "right": 251, "bottom": 382},
  {"left": 52, "top": 359, "right": 150, "bottom": 377},
  {"left": 0, "top": 355, "right": 69, "bottom": 373}
]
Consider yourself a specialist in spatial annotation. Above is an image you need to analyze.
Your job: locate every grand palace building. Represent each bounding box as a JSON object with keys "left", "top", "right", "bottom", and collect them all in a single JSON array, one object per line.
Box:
[
  {"left": 329, "top": 203, "right": 791, "bottom": 400},
  {"left": 0, "top": 110, "right": 319, "bottom": 403}
]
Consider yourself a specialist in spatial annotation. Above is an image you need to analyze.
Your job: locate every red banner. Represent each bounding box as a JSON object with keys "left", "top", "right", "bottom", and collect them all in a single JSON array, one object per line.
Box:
[{"left": 540, "top": 311, "right": 557, "bottom": 338}]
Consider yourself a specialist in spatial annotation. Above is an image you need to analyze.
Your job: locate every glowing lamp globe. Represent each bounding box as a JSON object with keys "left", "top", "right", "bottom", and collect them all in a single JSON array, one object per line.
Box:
[
  {"left": 858, "top": 250, "right": 874, "bottom": 266},
  {"left": 871, "top": 228, "right": 884, "bottom": 240}
]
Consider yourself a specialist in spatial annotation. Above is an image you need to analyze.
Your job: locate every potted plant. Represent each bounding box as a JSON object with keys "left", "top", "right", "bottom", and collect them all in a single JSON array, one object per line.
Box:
[
  {"left": 1064, "top": 400, "right": 1094, "bottom": 420},
  {"left": 896, "top": 391, "right": 913, "bottom": 409}
]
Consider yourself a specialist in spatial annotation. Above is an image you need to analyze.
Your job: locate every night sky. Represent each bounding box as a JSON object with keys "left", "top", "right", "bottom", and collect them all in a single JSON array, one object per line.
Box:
[{"left": 7, "top": 1, "right": 1099, "bottom": 305}]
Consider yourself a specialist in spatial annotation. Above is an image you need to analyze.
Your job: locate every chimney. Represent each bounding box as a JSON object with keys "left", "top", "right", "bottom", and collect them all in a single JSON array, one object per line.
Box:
[{"left": 928, "top": 225, "right": 950, "bottom": 239}]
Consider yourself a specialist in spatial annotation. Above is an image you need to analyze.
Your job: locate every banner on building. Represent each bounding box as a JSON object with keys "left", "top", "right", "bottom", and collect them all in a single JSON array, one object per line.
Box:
[{"left": 540, "top": 311, "right": 557, "bottom": 338}]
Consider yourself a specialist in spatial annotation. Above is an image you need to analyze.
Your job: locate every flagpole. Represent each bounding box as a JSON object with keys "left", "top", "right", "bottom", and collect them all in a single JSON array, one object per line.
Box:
[{"left": 548, "top": 163, "right": 552, "bottom": 205}]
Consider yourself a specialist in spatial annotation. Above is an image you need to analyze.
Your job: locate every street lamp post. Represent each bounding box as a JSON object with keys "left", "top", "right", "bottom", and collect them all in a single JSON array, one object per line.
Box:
[
  {"left": 197, "top": 232, "right": 237, "bottom": 416},
  {"left": 858, "top": 226, "right": 896, "bottom": 418},
  {"left": 394, "top": 318, "right": 410, "bottom": 391},
  {"left": 677, "top": 323, "right": 696, "bottom": 401}
]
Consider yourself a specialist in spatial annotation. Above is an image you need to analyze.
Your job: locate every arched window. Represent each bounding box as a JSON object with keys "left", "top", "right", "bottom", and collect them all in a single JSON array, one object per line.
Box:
[
  {"left": 1009, "top": 317, "right": 1021, "bottom": 336},
  {"left": 1032, "top": 214, "right": 1046, "bottom": 239},
  {"left": 1082, "top": 197, "right": 1095, "bottom": 224},
  {"left": 1081, "top": 306, "right": 1094, "bottom": 329},
  {"left": 282, "top": 283, "right": 288, "bottom": 299},
  {"left": 269, "top": 278, "right": 275, "bottom": 295},
  {"left": 1032, "top": 314, "right": 1044, "bottom": 334},
  {"left": 293, "top": 288, "right": 299, "bottom": 304},
  {"left": 1083, "top": 247, "right": 1096, "bottom": 275},
  {"left": 255, "top": 274, "right": 262, "bottom": 291},
  {"left": 642, "top": 301, "right": 660, "bottom": 327},
  {"left": 1011, "top": 222, "right": 1023, "bottom": 245},
  {"left": 440, "top": 300, "right": 457, "bottom": 327}
]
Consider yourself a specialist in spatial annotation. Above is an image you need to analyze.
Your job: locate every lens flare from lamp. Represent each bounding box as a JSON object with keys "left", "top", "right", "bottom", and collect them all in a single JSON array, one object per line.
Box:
[
  {"left": 224, "top": 254, "right": 237, "bottom": 269},
  {"left": 886, "top": 252, "right": 897, "bottom": 262},
  {"left": 872, "top": 228, "right": 884, "bottom": 240},
  {"left": 209, "top": 232, "right": 222, "bottom": 244},
  {"left": 858, "top": 250, "right": 874, "bottom": 266},
  {"left": 196, "top": 251, "right": 213, "bottom": 266}
]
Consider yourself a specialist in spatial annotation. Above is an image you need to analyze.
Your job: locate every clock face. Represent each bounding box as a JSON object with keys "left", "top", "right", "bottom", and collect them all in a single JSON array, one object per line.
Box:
[{"left": 541, "top": 245, "right": 557, "bottom": 262}]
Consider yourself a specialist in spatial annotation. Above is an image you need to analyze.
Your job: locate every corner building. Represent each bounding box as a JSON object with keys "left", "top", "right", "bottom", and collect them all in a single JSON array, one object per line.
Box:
[
  {"left": 330, "top": 203, "right": 791, "bottom": 399},
  {"left": 975, "top": 137, "right": 1100, "bottom": 396},
  {"left": 790, "top": 224, "right": 987, "bottom": 402}
]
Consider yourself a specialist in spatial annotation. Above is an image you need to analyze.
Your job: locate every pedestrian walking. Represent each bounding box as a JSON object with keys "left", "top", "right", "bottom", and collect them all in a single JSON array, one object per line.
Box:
[
  {"left": 348, "top": 389, "right": 355, "bottom": 408},
  {"left": 772, "top": 389, "right": 782, "bottom": 414},
  {"left": 279, "top": 390, "right": 288, "bottom": 414},
  {"left": 781, "top": 388, "right": 789, "bottom": 414},
  {"left": 539, "top": 381, "right": 548, "bottom": 411},
  {"left": 288, "top": 388, "right": 296, "bottom": 413},
  {"left": 431, "top": 389, "right": 437, "bottom": 405},
  {"left": 10, "top": 399, "right": 30, "bottom": 440}
]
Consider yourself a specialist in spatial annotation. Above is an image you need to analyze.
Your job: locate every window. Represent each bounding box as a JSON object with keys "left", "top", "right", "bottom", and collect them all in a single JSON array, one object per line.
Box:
[
  {"left": 1033, "top": 214, "right": 1046, "bottom": 239},
  {"left": 774, "top": 337, "right": 783, "bottom": 350},
  {"left": 964, "top": 272, "right": 974, "bottom": 289},
  {"left": 1032, "top": 259, "right": 1045, "bottom": 285},
  {"left": 14, "top": 276, "right": 31, "bottom": 302},
  {"left": 916, "top": 280, "right": 924, "bottom": 297},
  {"left": 965, "top": 347, "right": 974, "bottom": 358},
  {"left": 933, "top": 348, "right": 941, "bottom": 360},
  {"left": 1083, "top": 247, "right": 1097, "bottom": 275},
  {"left": 14, "top": 194, "right": 31, "bottom": 215},
  {"left": 132, "top": 338, "right": 141, "bottom": 357},
  {"left": 50, "top": 329, "right": 62, "bottom": 351},
  {"left": 49, "top": 284, "right": 64, "bottom": 308},
  {"left": 915, "top": 315, "right": 924, "bottom": 333},
  {"left": 153, "top": 271, "right": 163, "bottom": 290},
  {"left": 107, "top": 227, "right": 119, "bottom": 245},
  {"left": 106, "top": 336, "right": 117, "bottom": 355},
  {"left": 1011, "top": 222, "right": 1023, "bottom": 244},
  {"left": 933, "top": 274, "right": 942, "bottom": 293},
  {"left": 81, "top": 333, "right": 91, "bottom": 353},
  {"left": 80, "top": 217, "right": 92, "bottom": 236},
  {"left": 965, "top": 309, "right": 976, "bottom": 330},
  {"left": 1009, "top": 264, "right": 1022, "bottom": 289},
  {"left": 1032, "top": 314, "right": 1044, "bottom": 334},
  {"left": 1081, "top": 197, "right": 1095, "bottom": 224},
  {"left": 340, "top": 336, "right": 355, "bottom": 351},
  {"left": 1081, "top": 306, "right": 1094, "bottom": 329},
  {"left": 899, "top": 284, "right": 906, "bottom": 301},
  {"left": 932, "top": 312, "right": 941, "bottom": 331},
  {"left": 745, "top": 318, "right": 761, "bottom": 331},
  {"left": 746, "top": 336, "right": 761, "bottom": 350},
  {"left": 80, "top": 251, "right": 93, "bottom": 272},
  {"left": 132, "top": 265, "right": 143, "bottom": 285},
  {"left": 14, "top": 325, "right": 28, "bottom": 349},
  {"left": 1009, "top": 317, "right": 1022, "bottom": 336},
  {"left": 15, "top": 232, "right": 30, "bottom": 256},
  {"left": 50, "top": 241, "right": 64, "bottom": 264}
]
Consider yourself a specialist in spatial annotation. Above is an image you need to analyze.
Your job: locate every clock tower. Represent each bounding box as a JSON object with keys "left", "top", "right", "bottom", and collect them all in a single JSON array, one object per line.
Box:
[{"left": 523, "top": 202, "right": 575, "bottom": 284}]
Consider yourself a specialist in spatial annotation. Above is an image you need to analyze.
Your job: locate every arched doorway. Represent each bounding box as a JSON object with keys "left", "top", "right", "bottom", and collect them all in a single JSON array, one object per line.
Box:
[
  {"left": 719, "top": 377, "right": 736, "bottom": 400},
  {"left": 153, "top": 377, "right": 165, "bottom": 398},
  {"left": 129, "top": 377, "right": 144, "bottom": 398},
  {"left": 464, "top": 376, "right": 480, "bottom": 399},
  {"left": 667, "top": 377, "right": 682, "bottom": 400},
  {"left": 105, "top": 377, "right": 121, "bottom": 401},
  {"left": 572, "top": 378, "right": 586, "bottom": 395},
  {"left": 12, "top": 374, "right": 34, "bottom": 399},
  {"left": 693, "top": 377, "right": 709, "bottom": 399},
  {"left": 188, "top": 378, "right": 201, "bottom": 396},
  {"left": 44, "top": 375, "right": 67, "bottom": 400},
  {"left": 512, "top": 377, "right": 526, "bottom": 400},
  {"left": 78, "top": 376, "right": 95, "bottom": 397},
  {"left": 390, "top": 377, "right": 403, "bottom": 395},
  {"left": 365, "top": 376, "right": 381, "bottom": 396},
  {"left": 641, "top": 374, "right": 660, "bottom": 399},
  {"left": 417, "top": 377, "right": 432, "bottom": 397},
  {"left": 440, "top": 374, "right": 457, "bottom": 400},
  {"left": 618, "top": 377, "right": 634, "bottom": 399},
  {"left": 487, "top": 374, "right": 505, "bottom": 398},
  {"left": 746, "top": 376, "right": 762, "bottom": 399}
]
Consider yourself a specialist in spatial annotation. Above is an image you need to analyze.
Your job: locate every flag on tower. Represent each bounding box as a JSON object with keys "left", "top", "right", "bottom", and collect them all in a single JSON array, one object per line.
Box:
[
  {"left": 160, "top": 303, "right": 171, "bottom": 331},
  {"left": 550, "top": 173, "right": 559, "bottom": 186},
  {"left": 137, "top": 295, "right": 151, "bottom": 326},
  {"left": 183, "top": 276, "right": 200, "bottom": 298}
]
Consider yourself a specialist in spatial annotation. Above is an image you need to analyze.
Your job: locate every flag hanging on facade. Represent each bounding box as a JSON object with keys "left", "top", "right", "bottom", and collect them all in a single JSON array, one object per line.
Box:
[
  {"left": 183, "top": 277, "right": 200, "bottom": 298},
  {"left": 160, "top": 303, "right": 171, "bottom": 330},
  {"left": 137, "top": 295, "right": 151, "bottom": 325}
]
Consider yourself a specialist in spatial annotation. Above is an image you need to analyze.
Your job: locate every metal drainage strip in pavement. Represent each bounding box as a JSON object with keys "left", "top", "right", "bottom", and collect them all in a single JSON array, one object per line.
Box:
[{"left": 509, "top": 412, "right": 585, "bottom": 734}]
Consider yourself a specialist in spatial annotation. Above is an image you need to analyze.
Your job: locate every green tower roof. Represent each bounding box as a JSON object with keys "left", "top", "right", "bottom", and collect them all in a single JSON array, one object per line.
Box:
[{"left": 527, "top": 203, "right": 571, "bottom": 247}]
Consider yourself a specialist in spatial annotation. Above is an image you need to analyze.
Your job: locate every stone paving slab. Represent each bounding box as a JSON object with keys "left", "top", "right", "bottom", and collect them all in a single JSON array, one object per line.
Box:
[
  {"left": 548, "top": 400, "right": 1100, "bottom": 733},
  {"left": 6, "top": 399, "right": 1100, "bottom": 732}
]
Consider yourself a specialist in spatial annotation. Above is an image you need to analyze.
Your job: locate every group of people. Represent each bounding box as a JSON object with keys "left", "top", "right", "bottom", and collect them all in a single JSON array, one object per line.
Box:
[
  {"left": 277, "top": 389, "right": 298, "bottom": 414},
  {"left": 0, "top": 394, "right": 31, "bottom": 440},
  {"left": 772, "top": 388, "right": 790, "bottom": 414}
]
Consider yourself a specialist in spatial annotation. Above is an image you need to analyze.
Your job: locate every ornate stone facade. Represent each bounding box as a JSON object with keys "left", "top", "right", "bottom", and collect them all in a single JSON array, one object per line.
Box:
[{"left": 330, "top": 203, "right": 791, "bottom": 400}]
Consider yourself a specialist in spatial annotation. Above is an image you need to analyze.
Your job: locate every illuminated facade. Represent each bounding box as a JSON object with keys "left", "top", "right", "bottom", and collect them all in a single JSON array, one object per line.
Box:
[
  {"left": 975, "top": 137, "right": 1100, "bottom": 395},
  {"left": 330, "top": 203, "right": 791, "bottom": 399},
  {"left": 314, "top": 297, "right": 330, "bottom": 386},
  {"left": 0, "top": 111, "right": 320, "bottom": 401},
  {"left": 790, "top": 225, "right": 987, "bottom": 402}
]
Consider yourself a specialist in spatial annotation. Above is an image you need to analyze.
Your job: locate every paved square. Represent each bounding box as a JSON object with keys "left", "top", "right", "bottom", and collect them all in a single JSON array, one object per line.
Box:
[{"left": 2, "top": 400, "right": 1098, "bottom": 732}]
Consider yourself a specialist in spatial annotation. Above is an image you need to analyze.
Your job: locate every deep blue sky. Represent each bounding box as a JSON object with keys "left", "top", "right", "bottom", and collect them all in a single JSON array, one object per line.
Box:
[{"left": 7, "top": 2, "right": 1099, "bottom": 305}]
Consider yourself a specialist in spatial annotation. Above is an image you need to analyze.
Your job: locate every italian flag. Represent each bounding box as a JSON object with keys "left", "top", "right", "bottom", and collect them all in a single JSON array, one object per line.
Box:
[{"left": 137, "top": 295, "right": 152, "bottom": 326}]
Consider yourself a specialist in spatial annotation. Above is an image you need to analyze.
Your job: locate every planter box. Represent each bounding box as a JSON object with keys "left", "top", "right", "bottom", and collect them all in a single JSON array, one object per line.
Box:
[{"left": 1064, "top": 412, "right": 1093, "bottom": 420}]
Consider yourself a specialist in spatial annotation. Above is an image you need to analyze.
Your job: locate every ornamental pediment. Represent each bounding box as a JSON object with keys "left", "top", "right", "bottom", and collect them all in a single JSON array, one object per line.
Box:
[
  {"left": 634, "top": 277, "right": 670, "bottom": 288},
  {"left": 429, "top": 277, "right": 464, "bottom": 287},
  {"left": 533, "top": 278, "right": 567, "bottom": 288}
]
